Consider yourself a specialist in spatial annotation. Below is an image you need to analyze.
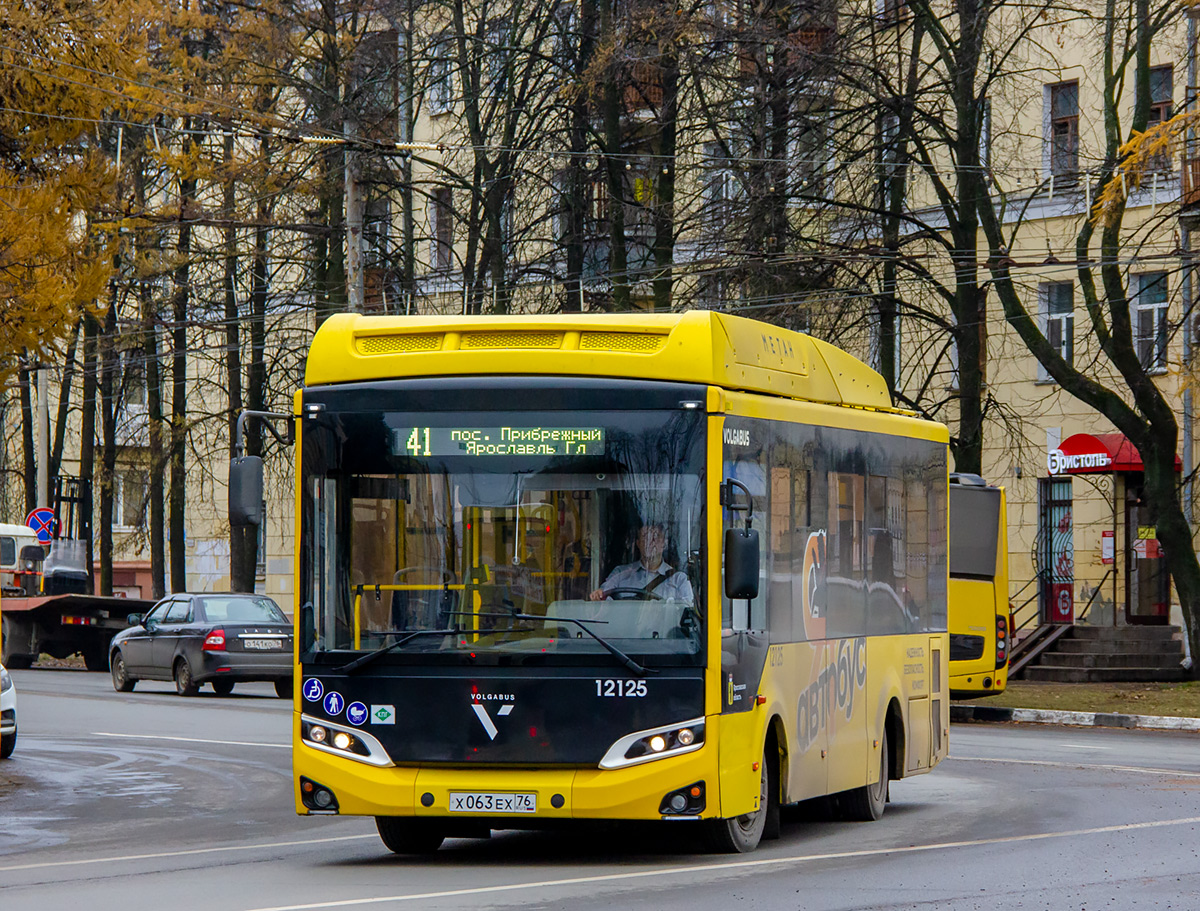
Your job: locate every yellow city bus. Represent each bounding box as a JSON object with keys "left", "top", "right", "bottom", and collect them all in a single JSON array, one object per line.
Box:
[
  {"left": 237, "top": 311, "right": 949, "bottom": 855},
  {"left": 947, "top": 474, "right": 1009, "bottom": 698}
]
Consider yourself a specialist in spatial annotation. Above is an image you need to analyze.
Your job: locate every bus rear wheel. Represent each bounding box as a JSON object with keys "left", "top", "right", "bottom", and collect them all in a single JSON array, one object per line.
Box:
[
  {"left": 375, "top": 817, "right": 445, "bottom": 855},
  {"left": 841, "top": 727, "right": 888, "bottom": 821},
  {"left": 706, "top": 749, "right": 775, "bottom": 853}
]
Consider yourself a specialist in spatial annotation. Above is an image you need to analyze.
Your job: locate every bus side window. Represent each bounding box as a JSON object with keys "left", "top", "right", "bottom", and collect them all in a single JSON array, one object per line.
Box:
[
  {"left": 827, "top": 470, "right": 865, "bottom": 637},
  {"left": 867, "top": 474, "right": 908, "bottom": 634}
]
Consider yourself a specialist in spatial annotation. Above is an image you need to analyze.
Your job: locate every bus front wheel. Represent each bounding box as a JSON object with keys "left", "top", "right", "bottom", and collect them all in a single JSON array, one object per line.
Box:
[
  {"left": 375, "top": 817, "right": 445, "bottom": 855},
  {"left": 706, "top": 749, "right": 775, "bottom": 853},
  {"left": 841, "top": 727, "right": 889, "bottom": 821}
]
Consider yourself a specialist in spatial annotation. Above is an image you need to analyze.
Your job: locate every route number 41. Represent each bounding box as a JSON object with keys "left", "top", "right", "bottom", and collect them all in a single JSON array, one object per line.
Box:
[
  {"left": 596, "top": 679, "right": 647, "bottom": 697},
  {"left": 406, "top": 427, "right": 431, "bottom": 456}
]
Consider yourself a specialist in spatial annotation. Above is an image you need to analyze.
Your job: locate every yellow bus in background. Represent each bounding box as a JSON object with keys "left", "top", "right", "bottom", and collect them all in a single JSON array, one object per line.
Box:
[
  {"left": 948, "top": 474, "right": 1009, "bottom": 697},
  {"left": 233, "top": 311, "right": 950, "bottom": 855}
]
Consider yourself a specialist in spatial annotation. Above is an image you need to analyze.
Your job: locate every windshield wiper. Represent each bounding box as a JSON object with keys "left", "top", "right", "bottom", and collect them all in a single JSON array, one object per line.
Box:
[
  {"left": 448, "top": 610, "right": 658, "bottom": 677},
  {"left": 337, "top": 627, "right": 459, "bottom": 674}
]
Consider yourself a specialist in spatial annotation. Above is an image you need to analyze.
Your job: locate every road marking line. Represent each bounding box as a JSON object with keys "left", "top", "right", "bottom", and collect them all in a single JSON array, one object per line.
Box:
[
  {"left": 949, "top": 755, "right": 1200, "bottom": 777},
  {"left": 0, "top": 835, "right": 377, "bottom": 873},
  {"left": 242, "top": 815, "right": 1200, "bottom": 911},
  {"left": 91, "top": 732, "right": 290, "bottom": 750}
]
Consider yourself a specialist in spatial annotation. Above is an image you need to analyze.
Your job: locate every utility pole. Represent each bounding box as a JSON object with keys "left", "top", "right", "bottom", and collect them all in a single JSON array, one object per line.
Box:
[
  {"left": 1183, "top": 11, "right": 1197, "bottom": 526},
  {"left": 36, "top": 366, "right": 50, "bottom": 508},
  {"left": 345, "top": 114, "right": 365, "bottom": 313}
]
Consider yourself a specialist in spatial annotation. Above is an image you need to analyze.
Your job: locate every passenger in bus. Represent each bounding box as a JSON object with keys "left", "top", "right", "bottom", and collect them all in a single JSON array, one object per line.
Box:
[{"left": 589, "top": 523, "right": 694, "bottom": 602}]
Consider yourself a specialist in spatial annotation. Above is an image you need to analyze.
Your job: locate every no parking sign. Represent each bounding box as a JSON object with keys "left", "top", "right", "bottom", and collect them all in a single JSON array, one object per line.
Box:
[{"left": 25, "top": 507, "right": 56, "bottom": 544}]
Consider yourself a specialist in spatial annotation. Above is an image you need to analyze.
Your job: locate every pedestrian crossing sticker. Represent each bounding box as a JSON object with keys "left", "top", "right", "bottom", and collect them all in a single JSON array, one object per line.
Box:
[{"left": 371, "top": 705, "right": 395, "bottom": 725}]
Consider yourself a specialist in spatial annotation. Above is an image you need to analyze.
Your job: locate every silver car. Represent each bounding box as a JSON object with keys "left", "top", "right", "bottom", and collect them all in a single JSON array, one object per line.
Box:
[{"left": 1, "top": 662, "right": 16, "bottom": 758}]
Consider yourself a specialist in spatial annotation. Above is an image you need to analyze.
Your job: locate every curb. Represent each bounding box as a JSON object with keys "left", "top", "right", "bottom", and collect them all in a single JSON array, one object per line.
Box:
[{"left": 950, "top": 703, "right": 1200, "bottom": 733}]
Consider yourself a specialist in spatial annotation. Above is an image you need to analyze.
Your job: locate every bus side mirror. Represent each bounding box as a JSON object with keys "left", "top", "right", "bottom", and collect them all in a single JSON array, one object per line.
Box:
[
  {"left": 300, "top": 601, "right": 315, "bottom": 653},
  {"left": 724, "top": 527, "right": 760, "bottom": 600},
  {"left": 229, "top": 456, "right": 264, "bottom": 527}
]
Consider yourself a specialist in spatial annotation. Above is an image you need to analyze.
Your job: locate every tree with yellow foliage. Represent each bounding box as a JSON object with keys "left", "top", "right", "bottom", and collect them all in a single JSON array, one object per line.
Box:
[{"left": 0, "top": 1, "right": 154, "bottom": 373}]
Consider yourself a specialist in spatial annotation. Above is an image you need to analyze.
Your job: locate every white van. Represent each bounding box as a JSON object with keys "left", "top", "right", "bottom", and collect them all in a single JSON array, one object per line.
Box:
[{"left": 0, "top": 523, "right": 42, "bottom": 596}]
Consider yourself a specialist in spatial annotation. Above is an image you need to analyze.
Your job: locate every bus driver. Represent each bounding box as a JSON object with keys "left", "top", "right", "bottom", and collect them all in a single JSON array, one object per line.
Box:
[{"left": 589, "top": 523, "right": 694, "bottom": 602}]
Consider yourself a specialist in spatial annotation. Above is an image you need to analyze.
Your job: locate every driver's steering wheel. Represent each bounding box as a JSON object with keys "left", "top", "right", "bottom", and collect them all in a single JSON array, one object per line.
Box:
[{"left": 601, "top": 587, "right": 665, "bottom": 601}]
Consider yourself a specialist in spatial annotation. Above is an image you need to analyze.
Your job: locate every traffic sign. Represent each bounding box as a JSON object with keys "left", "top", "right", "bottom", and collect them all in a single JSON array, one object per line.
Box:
[{"left": 25, "top": 507, "right": 56, "bottom": 544}]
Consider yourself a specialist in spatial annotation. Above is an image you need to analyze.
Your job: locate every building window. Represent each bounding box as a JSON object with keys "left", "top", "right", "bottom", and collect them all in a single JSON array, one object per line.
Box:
[
  {"left": 364, "top": 196, "right": 390, "bottom": 268},
  {"left": 120, "top": 351, "right": 147, "bottom": 410},
  {"left": 703, "top": 142, "right": 736, "bottom": 224},
  {"left": 1144, "top": 65, "right": 1173, "bottom": 171},
  {"left": 114, "top": 469, "right": 149, "bottom": 530},
  {"left": 551, "top": 8, "right": 577, "bottom": 68},
  {"left": 551, "top": 170, "right": 569, "bottom": 242},
  {"left": 1047, "top": 81, "right": 1079, "bottom": 177},
  {"left": 877, "top": 111, "right": 902, "bottom": 208},
  {"left": 979, "top": 98, "right": 992, "bottom": 176},
  {"left": 429, "top": 187, "right": 453, "bottom": 271},
  {"left": 1041, "top": 281, "right": 1074, "bottom": 378},
  {"left": 879, "top": 0, "right": 908, "bottom": 23},
  {"left": 1146, "top": 65, "right": 1173, "bottom": 127},
  {"left": 428, "top": 36, "right": 453, "bottom": 114},
  {"left": 1135, "top": 272, "right": 1169, "bottom": 370},
  {"left": 483, "top": 21, "right": 508, "bottom": 99},
  {"left": 792, "top": 111, "right": 833, "bottom": 199}
]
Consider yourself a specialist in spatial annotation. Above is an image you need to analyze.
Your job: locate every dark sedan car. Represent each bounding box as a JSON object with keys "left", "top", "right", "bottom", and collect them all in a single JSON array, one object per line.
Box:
[{"left": 109, "top": 593, "right": 293, "bottom": 697}]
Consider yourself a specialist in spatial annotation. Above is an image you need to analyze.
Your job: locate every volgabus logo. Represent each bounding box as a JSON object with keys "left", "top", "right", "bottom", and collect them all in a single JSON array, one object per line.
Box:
[{"left": 470, "top": 693, "right": 515, "bottom": 740}]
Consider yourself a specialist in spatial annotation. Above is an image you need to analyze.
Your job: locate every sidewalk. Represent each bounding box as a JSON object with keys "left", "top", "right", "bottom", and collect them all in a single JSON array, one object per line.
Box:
[{"left": 951, "top": 702, "right": 1200, "bottom": 732}]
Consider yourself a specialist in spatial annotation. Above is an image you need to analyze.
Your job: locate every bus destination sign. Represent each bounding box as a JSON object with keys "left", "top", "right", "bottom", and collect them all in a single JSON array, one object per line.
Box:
[{"left": 393, "top": 426, "right": 606, "bottom": 458}]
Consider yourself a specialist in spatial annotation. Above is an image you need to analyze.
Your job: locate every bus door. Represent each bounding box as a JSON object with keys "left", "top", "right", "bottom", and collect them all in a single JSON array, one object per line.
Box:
[{"left": 719, "top": 438, "right": 772, "bottom": 816}]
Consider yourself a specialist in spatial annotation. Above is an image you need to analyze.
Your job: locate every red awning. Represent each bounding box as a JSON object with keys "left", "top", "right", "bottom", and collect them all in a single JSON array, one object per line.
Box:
[{"left": 1047, "top": 432, "right": 1182, "bottom": 475}]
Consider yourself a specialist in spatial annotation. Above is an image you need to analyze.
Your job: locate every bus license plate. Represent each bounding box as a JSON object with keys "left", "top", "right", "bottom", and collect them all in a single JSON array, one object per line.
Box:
[
  {"left": 448, "top": 792, "right": 536, "bottom": 814},
  {"left": 243, "top": 638, "right": 283, "bottom": 650}
]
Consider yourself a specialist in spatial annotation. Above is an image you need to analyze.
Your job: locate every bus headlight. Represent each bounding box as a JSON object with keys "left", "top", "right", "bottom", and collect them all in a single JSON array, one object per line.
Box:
[
  {"left": 302, "top": 719, "right": 371, "bottom": 758},
  {"left": 598, "top": 719, "right": 705, "bottom": 770},
  {"left": 299, "top": 715, "right": 395, "bottom": 767}
]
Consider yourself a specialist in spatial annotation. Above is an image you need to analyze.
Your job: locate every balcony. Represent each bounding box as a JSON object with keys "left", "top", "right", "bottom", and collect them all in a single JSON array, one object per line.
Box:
[{"left": 623, "top": 61, "right": 664, "bottom": 115}]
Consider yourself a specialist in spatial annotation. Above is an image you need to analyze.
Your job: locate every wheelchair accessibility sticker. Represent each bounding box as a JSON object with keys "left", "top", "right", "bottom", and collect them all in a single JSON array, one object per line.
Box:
[{"left": 302, "top": 678, "right": 324, "bottom": 702}]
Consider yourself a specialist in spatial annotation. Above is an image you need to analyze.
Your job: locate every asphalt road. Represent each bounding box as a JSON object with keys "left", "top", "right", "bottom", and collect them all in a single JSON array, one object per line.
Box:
[{"left": 2, "top": 669, "right": 1199, "bottom": 910}]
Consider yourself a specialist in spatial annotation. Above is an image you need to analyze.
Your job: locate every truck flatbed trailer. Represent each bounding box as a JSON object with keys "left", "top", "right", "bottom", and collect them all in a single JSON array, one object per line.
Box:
[{"left": 1, "top": 593, "right": 156, "bottom": 671}]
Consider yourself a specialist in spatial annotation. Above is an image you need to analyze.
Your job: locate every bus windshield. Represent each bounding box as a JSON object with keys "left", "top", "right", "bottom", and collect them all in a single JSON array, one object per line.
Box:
[{"left": 301, "top": 408, "right": 706, "bottom": 667}]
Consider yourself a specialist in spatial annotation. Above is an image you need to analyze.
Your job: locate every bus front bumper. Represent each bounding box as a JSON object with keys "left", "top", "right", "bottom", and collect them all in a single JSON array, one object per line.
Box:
[{"left": 293, "top": 721, "right": 719, "bottom": 822}]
